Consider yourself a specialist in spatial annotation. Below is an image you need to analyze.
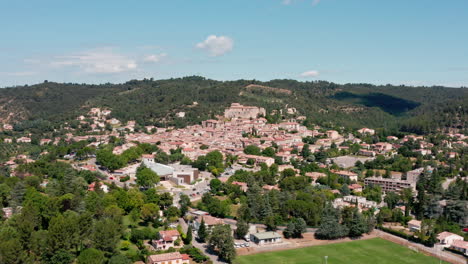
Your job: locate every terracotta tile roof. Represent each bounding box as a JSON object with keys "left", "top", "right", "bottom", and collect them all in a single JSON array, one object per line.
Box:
[{"left": 148, "top": 252, "right": 185, "bottom": 262}]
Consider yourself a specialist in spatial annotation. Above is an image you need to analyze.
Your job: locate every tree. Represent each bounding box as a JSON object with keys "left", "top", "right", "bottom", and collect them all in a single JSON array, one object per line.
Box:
[
  {"left": 384, "top": 192, "right": 400, "bottom": 209},
  {"left": 261, "top": 147, "right": 276, "bottom": 157},
  {"left": 91, "top": 218, "right": 122, "bottom": 253},
  {"left": 235, "top": 219, "right": 249, "bottom": 239},
  {"left": 9, "top": 182, "right": 26, "bottom": 209},
  {"left": 301, "top": 144, "right": 311, "bottom": 158},
  {"left": 109, "top": 255, "right": 132, "bottom": 264},
  {"left": 179, "top": 194, "right": 191, "bottom": 216},
  {"left": 135, "top": 164, "right": 159, "bottom": 189},
  {"left": 340, "top": 184, "right": 350, "bottom": 196},
  {"left": 348, "top": 208, "right": 368, "bottom": 238},
  {"left": 140, "top": 203, "right": 159, "bottom": 222},
  {"left": 159, "top": 192, "right": 173, "bottom": 209},
  {"left": 47, "top": 213, "right": 79, "bottom": 253},
  {"left": 208, "top": 225, "right": 236, "bottom": 262},
  {"left": 96, "top": 149, "right": 124, "bottom": 171},
  {"left": 315, "top": 204, "right": 348, "bottom": 240},
  {"left": 198, "top": 218, "right": 208, "bottom": 242},
  {"left": 77, "top": 248, "right": 105, "bottom": 264},
  {"left": 0, "top": 237, "right": 24, "bottom": 264},
  {"left": 49, "top": 250, "right": 74, "bottom": 264},
  {"left": 281, "top": 168, "right": 296, "bottom": 178},
  {"left": 401, "top": 188, "right": 414, "bottom": 217},
  {"left": 363, "top": 185, "right": 382, "bottom": 203},
  {"left": 184, "top": 226, "right": 193, "bottom": 245},
  {"left": 244, "top": 145, "right": 261, "bottom": 155},
  {"left": 165, "top": 206, "right": 181, "bottom": 220},
  {"left": 283, "top": 217, "right": 307, "bottom": 238},
  {"left": 209, "top": 179, "right": 223, "bottom": 194}
]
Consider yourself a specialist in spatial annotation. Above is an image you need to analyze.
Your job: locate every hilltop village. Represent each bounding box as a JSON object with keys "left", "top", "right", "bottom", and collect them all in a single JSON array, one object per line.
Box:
[{"left": 0, "top": 103, "right": 467, "bottom": 263}]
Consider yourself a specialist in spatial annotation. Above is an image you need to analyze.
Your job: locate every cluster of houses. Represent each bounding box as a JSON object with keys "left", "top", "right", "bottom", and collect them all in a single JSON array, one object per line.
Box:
[{"left": 333, "top": 195, "right": 378, "bottom": 211}]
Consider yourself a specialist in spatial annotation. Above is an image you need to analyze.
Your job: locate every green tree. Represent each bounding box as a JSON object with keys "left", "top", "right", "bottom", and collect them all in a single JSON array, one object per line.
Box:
[
  {"left": 47, "top": 213, "right": 79, "bottom": 253},
  {"left": 49, "top": 250, "right": 74, "bottom": 264},
  {"left": 384, "top": 191, "right": 400, "bottom": 209},
  {"left": 184, "top": 226, "right": 193, "bottom": 245},
  {"left": 261, "top": 147, "right": 276, "bottom": 157},
  {"left": 244, "top": 145, "right": 261, "bottom": 155},
  {"left": 179, "top": 194, "right": 191, "bottom": 216},
  {"left": 235, "top": 219, "right": 249, "bottom": 239},
  {"left": 340, "top": 184, "right": 350, "bottom": 196},
  {"left": 135, "top": 164, "right": 159, "bottom": 189},
  {"left": 77, "top": 248, "right": 105, "bottom": 264},
  {"left": 140, "top": 203, "right": 159, "bottom": 222},
  {"left": 198, "top": 218, "right": 208, "bottom": 242},
  {"left": 208, "top": 225, "right": 236, "bottom": 263},
  {"left": 109, "top": 255, "right": 132, "bottom": 264},
  {"left": 210, "top": 179, "right": 223, "bottom": 194},
  {"left": 348, "top": 208, "right": 368, "bottom": 238},
  {"left": 315, "top": 204, "right": 348, "bottom": 240},
  {"left": 283, "top": 218, "right": 307, "bottom": 238},
  {"left": 301, "top": 144, "right": 311, "bottom": 158},
  {"left": 92, "top": 218, "right": 122, "bottom": 253},
  {"left": 0, "top": 237, "right": 23, "bottom": 264}
]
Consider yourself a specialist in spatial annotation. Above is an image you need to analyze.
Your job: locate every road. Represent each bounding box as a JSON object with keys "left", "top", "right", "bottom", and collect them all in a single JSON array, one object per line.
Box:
[{"left": 179, "top": 218, "right": 227, "bottom": 264}]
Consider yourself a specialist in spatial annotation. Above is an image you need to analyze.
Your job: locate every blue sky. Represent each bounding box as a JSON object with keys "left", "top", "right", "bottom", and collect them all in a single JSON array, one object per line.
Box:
[{"left": 1, "top": 0, "right": 467, "bottom": 87}]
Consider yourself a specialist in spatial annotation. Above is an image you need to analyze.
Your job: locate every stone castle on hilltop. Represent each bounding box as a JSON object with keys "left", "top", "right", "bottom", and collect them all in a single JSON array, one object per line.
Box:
[{"left": 224, "top": 103, "right": 266, "bottom": 119}]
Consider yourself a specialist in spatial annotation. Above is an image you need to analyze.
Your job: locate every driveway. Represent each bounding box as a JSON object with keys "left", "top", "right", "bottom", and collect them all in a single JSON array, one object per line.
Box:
[{"left": 179, "top": 218, "right": 226, "bottom": 264}]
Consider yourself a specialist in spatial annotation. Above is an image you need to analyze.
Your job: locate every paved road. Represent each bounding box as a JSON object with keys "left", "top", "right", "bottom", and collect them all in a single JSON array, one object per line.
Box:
[{"left": 179, "top": 218, "right": 226, "bottom": 264}]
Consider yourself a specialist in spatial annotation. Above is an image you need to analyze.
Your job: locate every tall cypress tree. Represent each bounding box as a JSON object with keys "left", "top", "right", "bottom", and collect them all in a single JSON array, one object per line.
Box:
[{"left": 198, "top": 218, "right": 207, "bottom": 242}]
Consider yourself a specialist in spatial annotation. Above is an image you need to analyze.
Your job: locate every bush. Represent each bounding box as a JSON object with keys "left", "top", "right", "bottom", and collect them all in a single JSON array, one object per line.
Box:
[
  {"left": 130, "top": 229, "right": 147, "bottom": 243},
  {"left": 120, "top": 176, "right": 130, "bottom": 182},
  {"left": 121, "top": 241, "right": 131, "bottom": 250},
  {"left": 180, "top": 246, "right": 209, "bottom": 263},
  {"left": 377, "top": 226, "right": 434, "bottom": 247}
]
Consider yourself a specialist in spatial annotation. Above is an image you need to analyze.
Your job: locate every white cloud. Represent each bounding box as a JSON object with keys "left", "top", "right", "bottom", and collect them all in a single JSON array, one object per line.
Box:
[
  {"left": 143, "top": 53, "right": 167, "bottom": 63},
  {"left": 300, "top": 70, "right": 320, "bottom": 78},
  {"left": 52, "top": 48, "right": 137, "bottom": 74},
  {"left": 196, "top": 35, "right": 234, "bottom": 57}
]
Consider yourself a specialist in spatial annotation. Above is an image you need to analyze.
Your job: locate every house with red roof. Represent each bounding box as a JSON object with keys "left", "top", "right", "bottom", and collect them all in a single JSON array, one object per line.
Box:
[{"left": 152, "top": 230, "right": 182, "bottom": 250}]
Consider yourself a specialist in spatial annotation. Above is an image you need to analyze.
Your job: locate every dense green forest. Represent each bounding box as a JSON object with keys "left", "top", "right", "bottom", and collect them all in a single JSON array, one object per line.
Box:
[{"left": 1, "top": 77, "right": 467, "bottom": 134}]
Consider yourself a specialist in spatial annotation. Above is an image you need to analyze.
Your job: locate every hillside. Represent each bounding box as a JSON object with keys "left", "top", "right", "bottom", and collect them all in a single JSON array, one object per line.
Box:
[{"left": 0, "top": 77, "right": 467, "bottom": 134}]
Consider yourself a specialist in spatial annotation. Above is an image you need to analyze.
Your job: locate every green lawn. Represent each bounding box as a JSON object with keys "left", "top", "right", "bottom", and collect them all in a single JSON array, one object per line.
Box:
[{"left": 235, "top": 238, "right": 448, "bottom": 264}]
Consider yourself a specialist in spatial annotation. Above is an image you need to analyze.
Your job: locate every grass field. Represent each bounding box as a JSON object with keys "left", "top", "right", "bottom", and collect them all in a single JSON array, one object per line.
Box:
[{"left": 235, "top": 238, "right": 449, "bottom": 264}]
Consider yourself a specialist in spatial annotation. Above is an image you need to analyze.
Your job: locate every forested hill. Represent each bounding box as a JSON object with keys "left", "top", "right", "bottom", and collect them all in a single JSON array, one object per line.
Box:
[{"left": 0, "top": 76, "right": 467, "bottom": 134}]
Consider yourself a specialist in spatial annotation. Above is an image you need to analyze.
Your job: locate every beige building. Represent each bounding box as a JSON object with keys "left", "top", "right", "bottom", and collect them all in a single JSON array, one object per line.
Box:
[
  {"left": 224, "top": 103, "right": 266, "bottom": 119},
  {"left": 147, "top": 252, "right": 189, "bottom": 264},
  {"left": 364, "top": 177, "right": 415, "bottom": 193},
  {"left": 408, "top": 220, "right": 421, "bottom": 232},
  {"left": 437, "top": 232, "right": 464, "bottom": 247},
  {"left": 250, "top": 231, "right": 282, "bottom": 245}
]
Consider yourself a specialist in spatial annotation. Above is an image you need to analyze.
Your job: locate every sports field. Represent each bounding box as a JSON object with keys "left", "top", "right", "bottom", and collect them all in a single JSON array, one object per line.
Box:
[{"left": 234, "top": 238, "right": 448, "bottom": 264}]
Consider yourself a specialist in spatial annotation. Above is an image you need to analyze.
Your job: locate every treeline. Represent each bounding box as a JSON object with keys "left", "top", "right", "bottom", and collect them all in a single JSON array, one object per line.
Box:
[{"left": 1, "top": 77, "right": 467, "bottom": 133}]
